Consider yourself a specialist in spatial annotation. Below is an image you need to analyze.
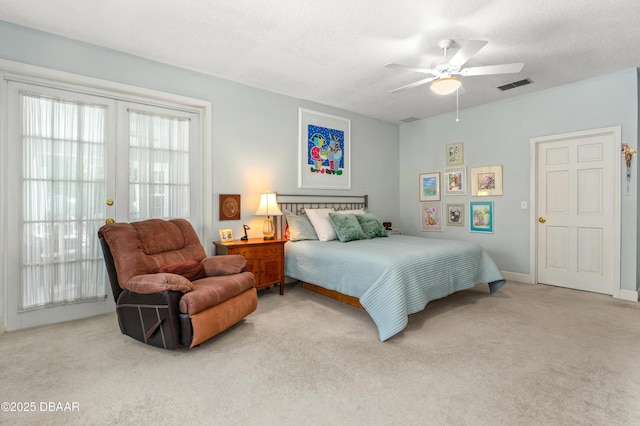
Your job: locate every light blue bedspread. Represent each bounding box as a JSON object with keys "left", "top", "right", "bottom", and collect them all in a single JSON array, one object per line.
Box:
[{"left": 284, "top": 235, "right": 505, "bottom": 341}]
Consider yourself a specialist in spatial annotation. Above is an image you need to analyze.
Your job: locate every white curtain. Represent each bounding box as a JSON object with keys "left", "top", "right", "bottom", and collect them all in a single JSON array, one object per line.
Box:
[
  {"left": 128, "top": 110, "right": 190, "bottom": 221},
  {"left": 21, "top": 93, "right": 107, "bottom": 310}
]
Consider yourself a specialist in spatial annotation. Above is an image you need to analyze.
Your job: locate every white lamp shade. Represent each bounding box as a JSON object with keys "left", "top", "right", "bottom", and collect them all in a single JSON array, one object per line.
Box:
[
  {"left": 255, "top": 193, "right": 283, "bottom": 216},
  {"left": 430, "top": 77, "right": 461, "bottom": 95}
]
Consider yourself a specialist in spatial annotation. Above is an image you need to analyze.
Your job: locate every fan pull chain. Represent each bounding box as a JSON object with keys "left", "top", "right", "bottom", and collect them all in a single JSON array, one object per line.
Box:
[{"left": 456, "top": 88, "right": 460, "bottom": 122}]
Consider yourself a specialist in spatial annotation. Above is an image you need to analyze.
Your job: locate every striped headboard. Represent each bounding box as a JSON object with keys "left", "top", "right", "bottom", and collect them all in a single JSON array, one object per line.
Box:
[{"left": 276, "top": 194, "right": 368, "bottom": 238}]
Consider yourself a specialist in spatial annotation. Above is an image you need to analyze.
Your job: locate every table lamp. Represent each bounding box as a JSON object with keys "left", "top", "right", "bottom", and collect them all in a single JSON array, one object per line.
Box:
[{"left": 255, "top": 192, "right": 282, "bottom": 240}]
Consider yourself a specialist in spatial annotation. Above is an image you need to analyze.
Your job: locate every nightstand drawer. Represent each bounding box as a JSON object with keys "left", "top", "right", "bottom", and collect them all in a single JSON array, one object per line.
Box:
[{"left": 230, "top": 245, "right": 280, "bottom": 258}]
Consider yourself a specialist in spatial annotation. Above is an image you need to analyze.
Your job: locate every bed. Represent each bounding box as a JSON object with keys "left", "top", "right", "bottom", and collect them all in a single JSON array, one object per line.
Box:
[{"left": 277, "top": 194, "right": 506, "bottom": 341}]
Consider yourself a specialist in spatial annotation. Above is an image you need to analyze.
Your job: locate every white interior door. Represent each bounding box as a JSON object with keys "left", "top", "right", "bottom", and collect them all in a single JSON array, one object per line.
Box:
[{"left": 534, "top": 127, "right": 620, "bottom": 295}]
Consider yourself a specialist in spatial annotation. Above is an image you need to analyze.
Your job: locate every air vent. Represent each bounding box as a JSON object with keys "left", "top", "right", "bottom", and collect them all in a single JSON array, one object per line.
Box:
[
  {"left": 498, "top": 78, "right": 533, "bottom": 91},
  {"left": 400, "top": 116, "right": 420, "bottom": 123}
]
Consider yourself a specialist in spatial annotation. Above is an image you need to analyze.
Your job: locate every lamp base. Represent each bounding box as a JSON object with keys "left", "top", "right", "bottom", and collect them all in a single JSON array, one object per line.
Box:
[{"left": 262, "top": 216, "right": 276, "bottom": 240}]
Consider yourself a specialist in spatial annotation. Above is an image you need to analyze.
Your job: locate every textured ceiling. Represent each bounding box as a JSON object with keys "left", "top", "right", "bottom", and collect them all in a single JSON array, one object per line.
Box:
[{"left": 1, "top": 0, "right": 639, "bottom": 123}]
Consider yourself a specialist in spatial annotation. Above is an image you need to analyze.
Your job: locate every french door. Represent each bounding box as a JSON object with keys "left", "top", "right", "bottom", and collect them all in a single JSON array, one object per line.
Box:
[{"left": 4, "top": 81, "right": 201, "bottom": 330}]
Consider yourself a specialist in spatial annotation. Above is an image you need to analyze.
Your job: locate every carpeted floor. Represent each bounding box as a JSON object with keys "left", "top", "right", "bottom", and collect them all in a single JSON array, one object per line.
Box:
[{"left": 1, "top": 281, "right": 639, "bottom": 425}]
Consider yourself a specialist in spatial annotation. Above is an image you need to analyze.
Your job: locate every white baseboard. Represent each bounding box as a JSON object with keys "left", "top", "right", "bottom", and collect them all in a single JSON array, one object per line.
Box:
[
  {"left": 501, "top": 271, "right": 532, "bottom": 284},
  {"left": 617, "top": 288, "right": 639, "bottom": 302},
  {"left": 500, "top": 272, "right": 639, "bottom": 302}
]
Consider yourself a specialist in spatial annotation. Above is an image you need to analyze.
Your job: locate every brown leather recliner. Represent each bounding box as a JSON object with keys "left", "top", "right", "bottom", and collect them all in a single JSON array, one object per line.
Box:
[{"left": 98, "top": 218, "right": 257, "bottom": 349}]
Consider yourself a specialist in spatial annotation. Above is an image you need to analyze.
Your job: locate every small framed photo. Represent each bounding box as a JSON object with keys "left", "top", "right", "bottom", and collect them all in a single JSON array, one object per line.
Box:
[
  {"left": 446, "top": 142, "right": 464, "bottom": 166},
  {"left": 446, "top": 203, "right": 465, "bottom": 227},
  {"left": 471, "top": 165, "right": 503, "bottom": 196},
  {"left": 444, "top": 166, "right": 466, "bottom": 195},
  {"left": 470, "top": 201, "right": 494, "bottom": 233},
  {"left": 218, "top": 228, "right": 234, "bottom": 242},
  {"left": 419, "top": 172, "right": 440, "bottom": 201},
  {"left": 421, "top": 202, "right": 442, "bottom": 231}
]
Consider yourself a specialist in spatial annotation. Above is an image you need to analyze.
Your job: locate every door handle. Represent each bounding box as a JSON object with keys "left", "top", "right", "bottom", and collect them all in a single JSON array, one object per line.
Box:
[
  {"left": 538, "top": 217, "right": 546, "bottom": 223},
  {"left": 105, "top": 218, "right": 115, "bottom": 224}
]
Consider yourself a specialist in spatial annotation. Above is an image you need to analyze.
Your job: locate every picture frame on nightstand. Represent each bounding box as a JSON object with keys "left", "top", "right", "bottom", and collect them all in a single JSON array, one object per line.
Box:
[{"left": 218, "top": 228, "right": 234, "bottom": 242}]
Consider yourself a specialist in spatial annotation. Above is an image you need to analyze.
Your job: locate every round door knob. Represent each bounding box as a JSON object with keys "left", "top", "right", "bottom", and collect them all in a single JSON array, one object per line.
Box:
[
  {"left": 538, "top": 217, "right": 546, "bottom": 223},
  {"left": 106, "top": 199, "right": 114, "bottom": 206},
  {"left": 105, "top": 218, "right": 115, "bottom": 224}
]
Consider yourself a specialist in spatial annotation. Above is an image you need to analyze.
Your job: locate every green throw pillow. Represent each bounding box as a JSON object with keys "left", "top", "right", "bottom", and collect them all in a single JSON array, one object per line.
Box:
[
  {"left": 284, "top": 210, "right": 318, "bottom": 241},
  {"left": 355, "top": 213, "right": 388, "bottom": 239},
  {"left": 328, "top": 213, "right": 365, "bottom": 243}
]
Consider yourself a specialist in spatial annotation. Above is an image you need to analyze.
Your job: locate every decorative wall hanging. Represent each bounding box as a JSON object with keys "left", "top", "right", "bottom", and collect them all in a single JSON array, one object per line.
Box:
[
  {"left": 470, "top": 201, "right": 493, "bottom": 233},
  {"left": 419, "top": 172, "right": 441, "bottom": 201},
  {"left": 298, "top": 108, "right": 351, "bottom": 190},
  {"left": 621, "top": 143, "right": 636, "bottom": 192},
  {"left": 421, "top": 202, "right": 442, "bottom": 231},
  {"left": 446, "top": 203, "right": 465, "bottom": 227},
  {"left": 471, "top": 165, "right": 503, "bottom": 196},
  {"left": 445, "top": 142, "right": 464, "bottom": 166},
  {"left": 219, "top": 194, "right": 241, "bottom": 221},
  {"left": 444, "top": 166, "right": 466, "bottom": 195}
]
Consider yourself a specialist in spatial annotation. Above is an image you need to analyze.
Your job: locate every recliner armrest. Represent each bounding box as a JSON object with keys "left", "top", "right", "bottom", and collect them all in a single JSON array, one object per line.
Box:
[
  {"left": 201, "top": 255, "right": 247, "bottom": 276},
  {"left": 123, "top": 273, "right": 194, "bottom": 294}
]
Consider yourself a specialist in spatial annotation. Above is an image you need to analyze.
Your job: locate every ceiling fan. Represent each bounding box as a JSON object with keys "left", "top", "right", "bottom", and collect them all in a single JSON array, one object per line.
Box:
[{"left": 385, "top": 39, "right": 524, "bottom": 95}]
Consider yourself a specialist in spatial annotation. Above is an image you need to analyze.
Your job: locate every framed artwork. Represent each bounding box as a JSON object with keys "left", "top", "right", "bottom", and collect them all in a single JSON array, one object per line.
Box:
[
  {"left": 298, "top": 107, "right": 351, "bottom": 190},
  {"left": 419, "top": 172, "right": 440, "bottom": 201},
  {"left": 470, "top": 201, "right": 494, "bottom": 233},
  {"left": 446, "top": 203, "right": 465, "bottom": 227},
  {"left": 446, "top": 142, "right": 464, "bottom": 166},
  {"left": 421, "top": 202, "right": 442, "bottom": 231},
  {"left": 471, "top": 165, "right": 503, "bottom": 196},
  {"left": 218, "top": 228, "right": 234, "bottom": 242},
  {"left": 444, "top": 166, "right": 466, "bottom": 195},
  {"left": 219, "top": 194, "right": 241, "bottom": 221}
]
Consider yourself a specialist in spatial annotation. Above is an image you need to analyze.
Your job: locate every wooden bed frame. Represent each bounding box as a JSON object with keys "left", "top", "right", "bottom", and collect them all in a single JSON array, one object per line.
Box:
[{"left": 277, "top": 194, "right": 368, "bottom": 310}]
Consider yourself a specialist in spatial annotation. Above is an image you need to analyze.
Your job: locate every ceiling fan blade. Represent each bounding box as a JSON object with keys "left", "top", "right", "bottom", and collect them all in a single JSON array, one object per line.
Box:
[
  {"left": 390, "top": 76, "right": 437, "bottom": 93},
  {"left": 448, "top": 40, "right": 488, "bottom": 67},
  {"left": 460, "top": 63, "right": 524, "bottom": 76},
  {"left": 384, "top": 62, "right": 435, "bottom": 75}
]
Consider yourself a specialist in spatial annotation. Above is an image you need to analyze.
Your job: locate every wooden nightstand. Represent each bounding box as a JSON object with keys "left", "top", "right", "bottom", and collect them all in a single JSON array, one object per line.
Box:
[{"left": 214, "top": 238, "right": 286, "bottom": 295}]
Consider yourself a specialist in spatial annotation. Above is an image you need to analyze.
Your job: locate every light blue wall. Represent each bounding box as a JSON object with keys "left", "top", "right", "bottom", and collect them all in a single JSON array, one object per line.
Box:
[
  {"left": 0, "top": 21, "right": 400, "bottom": 235},
  {"left": 399, "top": 69, "right": 639, "bottom": 291}
]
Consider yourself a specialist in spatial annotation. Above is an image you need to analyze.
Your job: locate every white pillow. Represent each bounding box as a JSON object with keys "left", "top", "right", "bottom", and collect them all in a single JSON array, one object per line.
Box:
[
  {"left": 334, "top": 208, "right": 366, "bottom": 215},
  {"left": 305, "top": 208, "right": 336, "bottom": 241}
]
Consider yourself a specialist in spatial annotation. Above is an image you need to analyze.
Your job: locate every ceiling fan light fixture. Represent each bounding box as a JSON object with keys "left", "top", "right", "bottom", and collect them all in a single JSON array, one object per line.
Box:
[{"left": 430, "top": 77, "right": 461, "bottom": 95}]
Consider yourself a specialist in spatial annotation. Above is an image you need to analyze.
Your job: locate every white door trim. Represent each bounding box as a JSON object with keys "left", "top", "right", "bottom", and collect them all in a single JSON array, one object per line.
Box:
[{"left": 529, "top": 126, "right": 621, "bottom": 298}]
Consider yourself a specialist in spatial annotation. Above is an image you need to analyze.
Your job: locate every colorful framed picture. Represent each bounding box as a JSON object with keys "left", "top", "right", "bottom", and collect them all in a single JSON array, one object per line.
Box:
[
  {"left": 218, "top": 228, "right": 234, "bottom": 242},
  {"left": 446, "top": 142, "right": 464, "bottom": 166},
  {"left": 298, "top": 107, "right": 351, "bottom": 190},
  {"left": 446, "top": 203, "right": 465, "bottom": 227},
  {"left": 419, "top": 172, "right": 440, "bottom": 201},
  {"left": 444, "top": 166, "right": 466, "bottom": 195},
  {"left": 470, "top": 201, "right": 494, "bottom": 233},
  {"left": 421, "top": 202, "right": 442, "bottom": 231},
  {"left": 471, "top": 165, "right": 503, "bottom": 196}
]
